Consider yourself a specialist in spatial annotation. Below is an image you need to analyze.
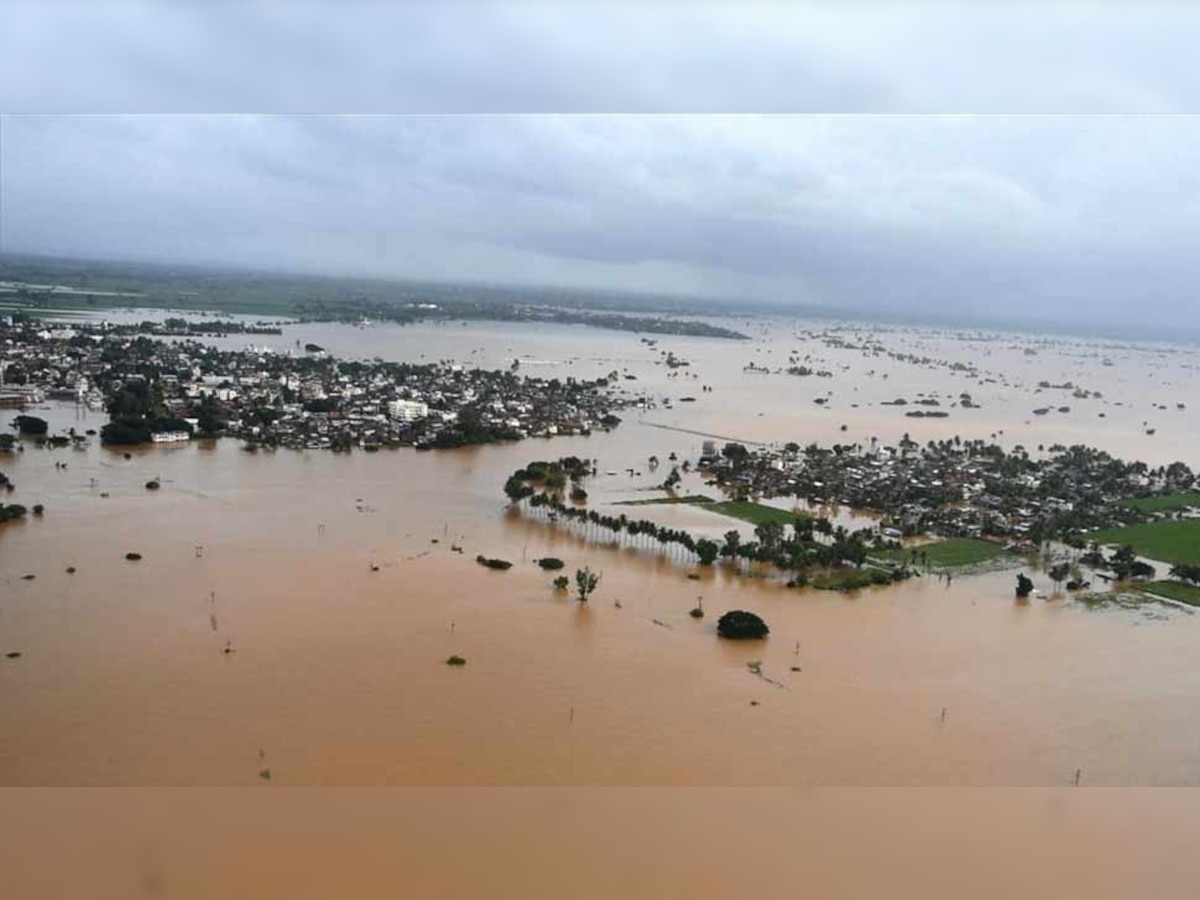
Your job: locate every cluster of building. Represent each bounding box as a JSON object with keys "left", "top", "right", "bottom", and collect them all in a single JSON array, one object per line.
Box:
[
  {"left": 0, "top": 316, "right": 634, "bottom": 451},
  {"left": 700, "top": 437, "right": 1196, "bottom": 544}
]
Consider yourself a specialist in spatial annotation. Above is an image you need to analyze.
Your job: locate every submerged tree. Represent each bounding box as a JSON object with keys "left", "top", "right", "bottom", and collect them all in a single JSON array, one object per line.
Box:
[
  {"left": 574, "top": 567, "right": 600, "bottom": 602},
  {"left": 1015, "top": 573, "right": 1034, "bottom": 599},
  {"left": 722, "top": 529, "right": 741, "bottom": 568},
  {"left": 716, "top": 610, "right": 769, "bottom": 640},
  {"left": 1048, "top": 562, "right": 1071, "bottom": 589},
  {"left": 695, "top": 538, "right": 720, "bottom": 566}
]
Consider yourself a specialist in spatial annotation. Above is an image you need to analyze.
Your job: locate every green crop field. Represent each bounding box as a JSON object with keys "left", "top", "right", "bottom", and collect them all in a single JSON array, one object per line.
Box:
[
  {"left": 810, "top": 569, "right": 880, "bottom": 591},
  {"left": 1119, "top": 493, "right": 1200, "bottom": 513},
  {"left": 872, "top": 537, "right": 1006, "bottom": 569},
  {"left": 613, "top": 495, "right": 715, "bottom": 507},
  {"left": 1088, "top": 519, "right": 1200, "bottom": 566},
  {"left": 1133, "top": 580, "right": 1200, "bottom": 607},
  {"left": 704, "top": 500, "right": 808, "bottom": 526}
]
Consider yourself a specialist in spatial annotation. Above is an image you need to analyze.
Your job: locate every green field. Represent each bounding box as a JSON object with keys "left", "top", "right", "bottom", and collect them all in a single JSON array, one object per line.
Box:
[
  {"left": 614, "top": 495, "right": 715, "bottom": 507},
  {"left": 1088, "top": 519, "right": 1200, "bottom": 566},
  {"left": 704, "top": 500, "right": 809, "bottom": 526},
  {"left": 810, "top": 569, "right": 880, "bottom": 592},
  {"left": 1119, "top": 493, "right": 1200, "bottom": 513},
  {"left": 1133, "top": 580, "right": 1200, "bottom": 607},
  {"left": 872, "top": 537, "right": 1007, "bottom": 569}
]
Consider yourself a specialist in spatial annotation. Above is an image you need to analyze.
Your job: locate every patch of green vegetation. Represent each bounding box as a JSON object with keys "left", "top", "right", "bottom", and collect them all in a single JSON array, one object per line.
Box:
[
  {"left": 613, "top": 495, "right": 715, "bottom": 506},
  {"left": 810, "top": 568, "right": 883, "bottom": 592},
  {"left": 475, "top": 555, "right": 513, "bottom": 571},
  {"left": 1088, "top": 520, "right": 1200, "bottom": 566},
  {"left": 0, "top": 504, "right": 29, "bottom": 522},
  {"left": 704, "top": 500, "right": 807, "bottom": 526},
  {"left": 872, "top": 538, "right": 1006, "bottom": 569},
  {"left": 1119, "top": 493, "right": 1200, "bottom": 513},
  {"left": 1132, "top": 580, "right": 1200, "bottom": 607}
]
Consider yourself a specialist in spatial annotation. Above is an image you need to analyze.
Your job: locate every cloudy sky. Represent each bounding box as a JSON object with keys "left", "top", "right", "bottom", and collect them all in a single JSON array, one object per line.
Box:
[{"left": 3, "top": 4, "right": 1200, "bottom": 333}]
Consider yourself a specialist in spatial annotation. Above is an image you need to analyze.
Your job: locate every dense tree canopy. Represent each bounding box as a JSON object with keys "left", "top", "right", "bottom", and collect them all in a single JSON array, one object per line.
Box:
[
  {"left": 13, "top": 415, "right": 48, "bottom": 436},
  {"left": 717, "top": 610, "right": 769, "bottom": 640}
]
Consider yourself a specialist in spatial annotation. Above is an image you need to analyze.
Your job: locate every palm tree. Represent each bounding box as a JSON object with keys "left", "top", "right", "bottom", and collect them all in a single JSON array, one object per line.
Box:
[{"left": 723, "top": 529, "right": 741, "bottom": 572}]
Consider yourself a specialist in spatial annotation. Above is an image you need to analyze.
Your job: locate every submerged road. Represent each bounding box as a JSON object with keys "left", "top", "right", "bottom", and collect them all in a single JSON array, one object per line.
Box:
[{"left": 637, "top": 418, "right": 767, "bottom": 446}]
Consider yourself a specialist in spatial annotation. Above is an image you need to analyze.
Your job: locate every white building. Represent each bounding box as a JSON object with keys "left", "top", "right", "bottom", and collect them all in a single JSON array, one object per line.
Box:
[{"left": 388, "top": 399, "right": 429, "bottom": 422}]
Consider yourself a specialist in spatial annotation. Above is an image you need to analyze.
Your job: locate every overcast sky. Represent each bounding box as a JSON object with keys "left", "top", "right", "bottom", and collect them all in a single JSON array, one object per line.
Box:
[{"left": 3, "top": 4, "right": 1200, "bottom": 333}]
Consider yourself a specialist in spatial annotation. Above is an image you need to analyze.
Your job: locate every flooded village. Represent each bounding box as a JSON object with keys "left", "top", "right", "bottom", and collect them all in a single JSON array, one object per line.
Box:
[{"left": 703, "top": 436, "right": 1197, "bottom": 544}]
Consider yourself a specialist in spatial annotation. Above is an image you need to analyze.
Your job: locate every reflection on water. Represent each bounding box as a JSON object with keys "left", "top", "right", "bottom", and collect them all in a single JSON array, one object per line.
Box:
[{"left": 2, "top": 318, "right": 1200, "bottom": 786}]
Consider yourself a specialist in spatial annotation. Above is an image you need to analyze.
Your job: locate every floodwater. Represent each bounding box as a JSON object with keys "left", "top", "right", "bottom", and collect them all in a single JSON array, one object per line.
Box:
[
  {"left": 4, "top": 788, "right": 1200, "bottom": 899},
  {"left": 3, "top": 317, "right": 1200, "bottom": 787}
]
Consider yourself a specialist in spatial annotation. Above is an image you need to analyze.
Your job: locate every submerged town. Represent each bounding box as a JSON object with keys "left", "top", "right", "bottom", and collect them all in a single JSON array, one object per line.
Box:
[
  {"left": 0, "top": 314, "right": 633, "bottom": 450},
  {"left": 701, "top": 437, "right": 1197, "bottom": 544}
]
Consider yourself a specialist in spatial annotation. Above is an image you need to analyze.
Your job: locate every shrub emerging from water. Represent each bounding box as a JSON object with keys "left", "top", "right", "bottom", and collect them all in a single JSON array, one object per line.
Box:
[
  {"left": 125, "top": 552, "right": 143, "bottom": 561},
  {"left": 445, "top": 655, "right": 467, "bottom": 667},
  {"left": 717, "top": 610, "right": 769, "bottom": 640},
  {"left": 538, "top": 557, "right": 565, "bottom": 570},
  {"left": 476, "top": 555, "right": 513, "bottom": 571},
  {"left": 0, "top": 504, "right": 28, "bottom": 522},
  {"left": 553, "top": 575, "right": 569, "bottom": 591},
  {"left": 1015, "top": 573, "right": 1034, "bottom": 598},
  {"left": 13, "top": 415, "right": 48, "bottom": 436}
]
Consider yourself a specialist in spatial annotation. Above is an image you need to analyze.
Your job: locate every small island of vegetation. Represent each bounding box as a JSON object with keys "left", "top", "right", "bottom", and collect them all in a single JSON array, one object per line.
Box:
[
  {"left": 717, "top": 610, "right": 770, "bottom": 640},
  {"left": 476, "top": 555, "right": 513, "bottom": 571}
]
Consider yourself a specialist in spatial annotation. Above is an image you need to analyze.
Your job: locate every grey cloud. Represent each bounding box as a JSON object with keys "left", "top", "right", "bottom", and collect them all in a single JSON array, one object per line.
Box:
[
  {"left": 2, "top": 3, "right": 1200, "bottom": 113},
  {"left": 4, "top": 114, "right": 1200, "bottom": 336}
]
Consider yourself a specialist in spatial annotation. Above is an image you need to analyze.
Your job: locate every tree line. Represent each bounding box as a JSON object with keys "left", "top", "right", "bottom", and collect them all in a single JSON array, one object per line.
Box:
[{"left": 503, "top": 457, "right": 913, "bottom": 587}]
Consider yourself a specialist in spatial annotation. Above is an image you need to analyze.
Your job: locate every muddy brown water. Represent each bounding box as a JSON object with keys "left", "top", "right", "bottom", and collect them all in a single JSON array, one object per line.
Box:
[
  {"left": 3, "top": 788, "right": 1200, "bottom": 899},
  {"left": 3, "top": 318, "right": 1200, "bottom": 787}
]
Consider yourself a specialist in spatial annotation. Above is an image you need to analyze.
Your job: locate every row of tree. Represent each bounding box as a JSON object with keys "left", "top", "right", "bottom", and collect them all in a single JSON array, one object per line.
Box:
[{"left": 503, "top": 458, "right": 912, "bottom": 586}]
